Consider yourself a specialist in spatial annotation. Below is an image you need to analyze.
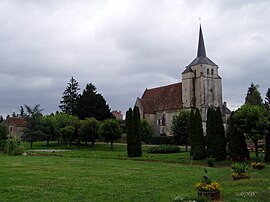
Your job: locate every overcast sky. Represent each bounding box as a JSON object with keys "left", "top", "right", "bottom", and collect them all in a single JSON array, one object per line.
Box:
[{"left": 0, "top": 0, "right": 270, "bottom": 117}]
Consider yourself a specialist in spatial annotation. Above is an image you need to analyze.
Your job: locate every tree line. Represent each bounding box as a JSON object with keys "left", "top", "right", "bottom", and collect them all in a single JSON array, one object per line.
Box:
[{"left": 171, "top": 83, "right": 270, "bottom": 162}]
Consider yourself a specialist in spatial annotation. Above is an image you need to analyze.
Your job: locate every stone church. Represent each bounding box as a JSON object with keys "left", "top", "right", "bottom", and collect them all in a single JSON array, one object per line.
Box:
[{"left": 135, "top": 25, "right": 231, "bottom": 136}]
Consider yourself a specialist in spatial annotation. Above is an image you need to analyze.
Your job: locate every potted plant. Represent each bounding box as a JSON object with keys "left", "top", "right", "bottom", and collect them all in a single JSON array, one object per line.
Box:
[
  {"left": 251, "top": 162, "right": 265, "bottom": 169},
  {"left": 195, "top": 169, "right": 221, "bottom": 200},
  {"left": 231, "top": 162, "right": 249, "bottom": 180},
  {"left": 251, "top": 156, "right": 265, "bottom": 170}
]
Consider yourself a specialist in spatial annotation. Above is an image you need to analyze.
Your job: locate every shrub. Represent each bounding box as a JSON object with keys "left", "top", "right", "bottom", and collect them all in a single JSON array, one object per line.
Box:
[
  {"left": 207, "top": 156, "right": 215, "bottom": 167},
  {"left": 147, "top": 145, "right": 180, "bottom": 154},
  {"left": 4, "top": 137, "right": 23, "bottom": 156},
  {"left": 149, "top": 136, "right": 177, "bottom": 145},
  {"left": 231, "top": 162, "right": 249, "bottom": 174}
]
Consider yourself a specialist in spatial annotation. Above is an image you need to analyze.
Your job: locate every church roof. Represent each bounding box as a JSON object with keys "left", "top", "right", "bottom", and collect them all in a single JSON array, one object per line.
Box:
[
  {"left": 188, "top": 25, "right": 217, "bottom": 67},
  {"left": 139, "top": 82, "right": 182, "bottom": 114}
]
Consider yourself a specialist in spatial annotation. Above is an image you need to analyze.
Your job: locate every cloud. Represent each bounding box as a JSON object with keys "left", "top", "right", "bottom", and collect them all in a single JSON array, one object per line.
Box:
[{"left": 0, "top": 0, "right": 269, "bottom": 116}]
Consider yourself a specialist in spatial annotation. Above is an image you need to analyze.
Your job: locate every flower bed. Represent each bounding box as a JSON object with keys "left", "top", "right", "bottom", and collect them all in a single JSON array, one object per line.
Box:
[
  {"left": 231, "top": 172, "right": 249, "bottom": 180},
  {"left": 195, "top": 169, "right": 221, "bottom": 200},
  {"left": 251, "top": 162, "right": 265, "bottom": 170}
]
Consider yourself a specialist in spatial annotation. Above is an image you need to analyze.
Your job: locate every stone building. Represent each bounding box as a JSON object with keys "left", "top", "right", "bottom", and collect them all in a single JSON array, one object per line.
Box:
[
  {"left": 4, "top": 116, "right": 27, "bottom": 137},
  {"left": 136, "top": 25, "right": 231, "bottom": 136}
]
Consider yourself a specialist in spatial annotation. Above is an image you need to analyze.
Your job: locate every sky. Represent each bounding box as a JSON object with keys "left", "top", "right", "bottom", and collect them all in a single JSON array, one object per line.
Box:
[{"left": 0, "top": 0, "right": 270, "bottom": 117}]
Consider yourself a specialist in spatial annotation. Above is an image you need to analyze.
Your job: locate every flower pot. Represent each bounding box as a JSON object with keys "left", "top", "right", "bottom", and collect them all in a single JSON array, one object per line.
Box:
[{"left": 198, "top": 190, "right": 220, "bottom": 200}]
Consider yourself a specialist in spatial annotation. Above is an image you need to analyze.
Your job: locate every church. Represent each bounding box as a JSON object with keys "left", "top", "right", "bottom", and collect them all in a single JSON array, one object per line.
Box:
[{"left": 135, "top": 25, "right": 231, "bottom": 136}]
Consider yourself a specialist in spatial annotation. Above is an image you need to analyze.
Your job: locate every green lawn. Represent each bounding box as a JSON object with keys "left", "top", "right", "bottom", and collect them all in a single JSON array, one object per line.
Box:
[{"left": 0, "top": 142, "right": 269, "bottom": 201}]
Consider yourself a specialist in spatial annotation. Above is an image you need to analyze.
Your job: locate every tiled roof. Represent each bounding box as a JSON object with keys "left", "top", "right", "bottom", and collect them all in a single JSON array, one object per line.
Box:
[
  {"left": 188, "top": 56, "right": 217, "bottom": 66},
  {"left": 4, "top": 117, "right": 27, "bottom": 127},
  {"left": 139, "top": 83, "right": 183, "bottom": 114}
]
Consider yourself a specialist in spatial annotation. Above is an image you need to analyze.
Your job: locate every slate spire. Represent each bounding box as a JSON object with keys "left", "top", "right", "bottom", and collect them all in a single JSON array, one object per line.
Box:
[{"left": 197, "top": 25, "right": 206, "bottom": 58}]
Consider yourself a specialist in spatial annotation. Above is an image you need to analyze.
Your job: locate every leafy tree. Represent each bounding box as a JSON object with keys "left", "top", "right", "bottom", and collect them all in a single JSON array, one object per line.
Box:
[
  {"left": 232, "top": 104, "right": 267, "bottom": 157},
  {"left": 0, "top": 116, "right": 3, "bottom": 123},
  {"left": 190, "top": 108, "right": 206, "bottom": 160},
  {"left": 59, "top": 77, "right": 80, "bottom": 115},
  {"left": 41, "top": 115, "right": 57, "bottom": 146},
  {"left": 126, "top": 107, "right": 142, "bottom": 157},
  {"left": 245, "top": 83, "right": 263, "bottom": 106},
  {"left": 79, "top": 117, "right": 100, "bottom": 147},
  {"left": 21, "top": 104, "right": 44, "bottom": 149},
  {"left": 140, "top": 119, "right": 153, "bottom": 144},
  {"left": 99, "top": 119, "right": 122, "bottom": 151},
  {"left": 53, "top": 113, "right": 79, "bottom": 144},
  {"left": 60, "top": 126, "right": 75, "bottom": 148},
  {"left": 170, "top": 110, "right": 190, "bottom": 151},
  {"left": 76, "top": 83, "right": 111, "bottom": 120}
]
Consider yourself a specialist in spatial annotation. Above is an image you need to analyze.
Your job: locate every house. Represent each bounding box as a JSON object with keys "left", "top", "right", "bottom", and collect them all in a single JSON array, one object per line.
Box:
[
  {"left": 136, "top": 25, "right": 231, "bottom": 136},
  {"left": 4, "top": 117, "right": 27, "bottom": 137}
]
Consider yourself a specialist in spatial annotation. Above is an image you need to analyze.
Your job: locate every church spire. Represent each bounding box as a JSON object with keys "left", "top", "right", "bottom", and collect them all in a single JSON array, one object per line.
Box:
[{"left": 197, "top": 25, "right": 206, "bottom": 58}]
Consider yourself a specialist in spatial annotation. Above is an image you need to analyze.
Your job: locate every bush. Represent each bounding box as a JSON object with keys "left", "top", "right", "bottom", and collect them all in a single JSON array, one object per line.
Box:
[
  {"left": 207, "top": 156, "right": 215, "bottom": 167},
  {"left": 147, "top": 145, "right": 180, "bottom": 154},
  {"left": 4, "top": 138, "right": 23, "bottom": 156},
  {"left": 231, "top": 162, "right": 249, "bottom": 174},
  {"left": 150, "top": 136, "right": 177, "bottom": 145}
]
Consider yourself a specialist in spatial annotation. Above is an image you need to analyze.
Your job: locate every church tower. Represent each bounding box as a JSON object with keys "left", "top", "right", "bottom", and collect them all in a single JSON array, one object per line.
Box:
[{"left": 182, "top": 25, "right": 222, "bottom": 123}]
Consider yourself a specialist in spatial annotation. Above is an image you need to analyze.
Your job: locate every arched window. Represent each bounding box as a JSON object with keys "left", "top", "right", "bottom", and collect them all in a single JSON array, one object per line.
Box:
[
  {"left": 207, "top": 69, "right": 209, "bottom": 74},
  {"left": 211, "top": 69, "right": 214, "bottom": 75}
]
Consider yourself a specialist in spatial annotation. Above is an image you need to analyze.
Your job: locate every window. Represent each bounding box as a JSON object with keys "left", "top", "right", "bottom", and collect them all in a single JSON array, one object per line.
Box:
[
  {"left": 207, "top": 69, "right": 209, "bottom": 74},
  {"left": 9, "top": 126, "right": 13, "bottom": 132},
  {"left": 211, "top": 69, "right": 214, "bottom": 75}
]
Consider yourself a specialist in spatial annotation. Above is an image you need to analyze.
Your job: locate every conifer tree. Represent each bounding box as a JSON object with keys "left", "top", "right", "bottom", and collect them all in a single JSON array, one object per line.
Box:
[
  {"left": 206, "top": 107, "right": 216, "bottom": 158},
  {"left": 59, "top": 77, "right": 80, "bottom": 115},
  {"left": 126, "top": 107, "right": 142, "bottom": 157},
  {"left": 189, "top": 110, "right": 195, "bottom": 156},
  {"left": 76, "top": 83, "right": 111, "bottom": 120},
  {"left": 214, "top": 107, "right": 227, "bottom": 161},
  {"left": 245, "top": 83, "right": 263, "bottom": 106},
  {"left": 228, "top": 112, "right": 250, "bottom": 161},
  {"left": 264, "top": 88, "right": 270, "bottom": 161},
  {"left": 190, "top": 108, "right": 206, "bottom": 160}
]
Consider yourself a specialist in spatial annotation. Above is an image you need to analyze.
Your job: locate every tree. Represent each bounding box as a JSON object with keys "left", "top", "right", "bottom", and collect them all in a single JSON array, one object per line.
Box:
[
  {"left": 206, "top": 107, "right": 216, "bottom": 158},
  {"left": 190, "top": 108, "right": 206, "bottom": 160},
  {"left": 265, "top": 88, "right": 270, "bottom": 110},
  {"left": 206, "top": 107, "right": 226, "bottom": 161},
  {"left": 79, "top": 117, "right": 100, "bottom": 147},
  {"left": 228, "top": 112, "right": 250, "bottom": 161},
  {"left": 0, "top": 125, "right": 8, "bottom": 150},
  {"left": 59, "top": 77, "right": 80, "bottom": 115},
  {"left": 60, "top": 126, "right": 75, "bottom": 148},
  {"left": 264, "top": 90, "right": 270, "bottom": 161},
  {"left": 232, "top": 104, "right": 267, "bottom": 157},
  {"left": 126, "top": 107, "right": 142, "bottom": 157},
  {"left": 76, "top": 83, "right": 111, "bottom": 120},
  {"left": 214, "top": 107, "right": 227, "bottom": 161},
  {"left": 245, "top": 83, "right": 263, "bottom": 106},
  {"left": 170, "top": 110, "right": 190, "bottom": 151},
  {"left": 140, "top": 119, "right": 153, "bottom": 144},
  {"left": 53, "top": 113, "right": 80, "bottom": 144},
  {"left": 21, "top": 104, "right": 44, "bottom": 149},
  {"left": 99, "top": 119, "right": 122, "bottom": 151}
]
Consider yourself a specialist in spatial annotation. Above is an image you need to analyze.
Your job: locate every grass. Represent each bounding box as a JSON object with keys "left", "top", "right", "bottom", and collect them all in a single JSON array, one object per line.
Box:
[{"left": 0, "top": 141, "right": 269, "bottom": 201}]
